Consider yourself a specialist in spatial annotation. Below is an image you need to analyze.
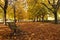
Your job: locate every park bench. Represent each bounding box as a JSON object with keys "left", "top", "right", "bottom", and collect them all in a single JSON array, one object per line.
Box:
[
  {"left": 8, "top": 23, "right": 19, "bottom": 33},
  {"left": 7, "top": 22, "right": 28, "bottom": 34},
  {"left": 3, "top": 22, "right": 29, "bottom": 39}
]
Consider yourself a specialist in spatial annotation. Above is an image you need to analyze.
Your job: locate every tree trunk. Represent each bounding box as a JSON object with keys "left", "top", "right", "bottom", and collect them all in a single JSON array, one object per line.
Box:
[
  {"left": 54, "top": 11, "right": 58, "bottom": 24},
  {"left": 4, "top": 0, "right": 8, "bottom": 25},
  {"left": 14, "top": 6, "right": 16, "bottom": 23},
  {"left": 37, "top": 16, "right": 38, "bottom": 22},
  {"left": 4, "top": 9, "right": 6, "bottom": 25},
  {"left": 42, "top": 15, "right": 44, "bottom": 22},
  {"left": 33, "top": 18, "right": 35, "bottom": 22},
  {"left": 42, "top": 17, "right": 44, "bottom": 22}
]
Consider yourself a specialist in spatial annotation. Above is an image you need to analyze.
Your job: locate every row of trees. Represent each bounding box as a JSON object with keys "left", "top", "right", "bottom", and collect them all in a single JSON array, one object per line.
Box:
[
  {"left": 0, "top": 0, "right": 60, "bottom": 24},
  {"left": 0, "top": 0, "right": 25, "bottom": 25},
  {"left": 27, "top": 0, "right": 60, "bottom": 24},
  {"left": 27, "top": 0, "right": 49, "bottom": 22},
  {"left": 0, "top": 0, "right": 8, "bottom": 24}
]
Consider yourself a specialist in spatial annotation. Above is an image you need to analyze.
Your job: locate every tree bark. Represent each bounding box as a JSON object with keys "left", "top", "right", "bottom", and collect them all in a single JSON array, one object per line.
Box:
[
  {"left": 33, "top": 18, "right": 35, "bottom": 22},
  {"left": 42, "top": 17, "right": 44, "bottom": 22},
  {"left": 14, "top": 6, "right": 16, "bottom": 23},
  {"left": 3, "top": 0, "right": 8, "bottom": 25},
  {"left": 0, "top": 0, "right": 8, "bottom": 25},
  {"left": 42, "top": 16, "right": 44, "bottom": 22},
  {"left": 54, "top": 11, "right": 58, "bottom": 24},
  {"left": 4, "top": 9, "right": 6, "bottom": 25},
  {"left": 37, "top": 16, "right": 39, "bottom": 22}
]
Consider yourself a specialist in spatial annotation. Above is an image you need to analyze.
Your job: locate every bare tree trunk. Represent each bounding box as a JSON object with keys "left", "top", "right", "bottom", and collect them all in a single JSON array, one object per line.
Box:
[
  {"left": 0, "top": 0, "right": 8, "bottom": 25},
  {"left": 14, "top": 6, "right": 16, "bottom": 23},
  {"left": 54, "top": 11, "right": 58, "bottom": 24},
  {"left": 3, "top": 0, "right": 8, "bottom": 25},
  {"left": 33, "top": 18, "right": 35, "bottom": 22},
  {"left": 3, "top": 9, "right": 6, "bottom": 25},
  {"left": 42, "top": 16, "right": 44, "bottom": 22},
  {"left": 37, "top": 16, "right": 38, "bottom": 22},
  {"left": 41, "top": 15, "right": 44, "bottom": 22}
]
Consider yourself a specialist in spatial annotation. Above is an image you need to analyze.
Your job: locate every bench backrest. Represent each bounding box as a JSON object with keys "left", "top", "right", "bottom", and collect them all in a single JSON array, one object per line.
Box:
[{"left": 8, "top": 22, "right": 17, "bottom": 30}]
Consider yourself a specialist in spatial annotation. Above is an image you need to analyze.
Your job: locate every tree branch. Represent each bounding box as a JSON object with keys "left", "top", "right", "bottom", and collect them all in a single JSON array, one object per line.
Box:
[
  {"left": 53, "top": 0, "right": 55, "bottom": 4},
  {"left": 0, "top": 5, "right": 4, "bottom": 9},
  {"left": 41, "top": 3, "right": 53, "bottom": 12},
  {"left": 57, "top": 0, "right": 60, "bottom": 9},
  {"left": 48, "top": 0, "right": 52, "bottom": 6},
  {"left": 4, "top": 0, "right": 8, "bottom": 9}
]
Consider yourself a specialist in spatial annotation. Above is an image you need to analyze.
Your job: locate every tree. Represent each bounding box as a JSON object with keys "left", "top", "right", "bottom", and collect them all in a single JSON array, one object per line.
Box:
[
  {"left": 14, "top": 0, "right": 26, "bottom": 22},
  {"left": 41, "top": 0, "right": 60, "bottom": 24},
  {"left": 16, "top": 7, "right": 25, "bottom": 22},
  {"left": 7, "top": 5, "right": 14, "bottom": 20},
  {"left": 0, "top": 0, "right": 8, "bottom": 25},
  {"left": 38, "top": 6, "right": 48, "bottom": 22},
  {"left": 27, "top": 0, "right": 39, "bottom": 21}
]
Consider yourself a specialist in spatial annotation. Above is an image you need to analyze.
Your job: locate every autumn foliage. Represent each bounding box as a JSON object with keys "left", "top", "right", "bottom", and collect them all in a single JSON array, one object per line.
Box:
[{"left": 0, "top": 22, "right": 60, "bottom": 40}]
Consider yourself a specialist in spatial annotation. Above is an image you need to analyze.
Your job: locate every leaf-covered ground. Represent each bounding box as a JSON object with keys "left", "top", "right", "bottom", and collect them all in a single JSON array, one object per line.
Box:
[{"left": 0, "top": 22, "right": 60, "bottom": 40}]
